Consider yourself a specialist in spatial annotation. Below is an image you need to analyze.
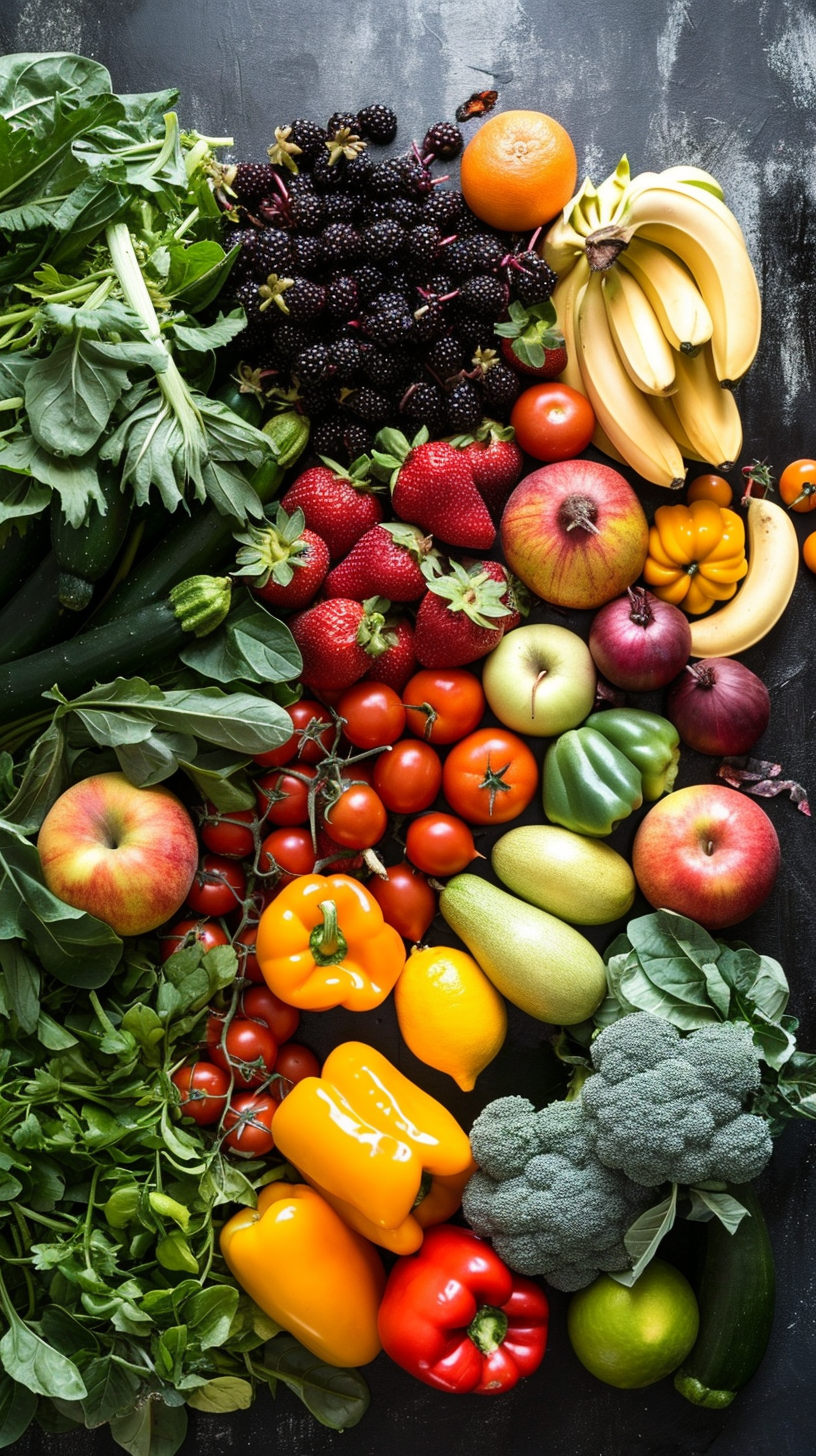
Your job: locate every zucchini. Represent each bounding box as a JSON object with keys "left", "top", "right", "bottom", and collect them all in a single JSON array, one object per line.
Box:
[
  {"left": 0, "top": 514, "right": 50, "bottom": 609},
  {"left": 674, "top": 1182, "right": 775, "bottom": 1408},
  {"left": 0, "top": 552, "right": 80, "bottom": 665},
  {"left": 51, "top": 467, "right": 132, "bottom": 611}
]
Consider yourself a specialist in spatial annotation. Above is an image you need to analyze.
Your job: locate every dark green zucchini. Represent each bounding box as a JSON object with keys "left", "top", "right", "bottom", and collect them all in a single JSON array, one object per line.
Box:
[
  {"left": 0, "top": 514, "right": 50, "bottom": 609},
  {"left": 0, "top": 552, "right": 82, "bottom": 665},
  {"left": 51, "top": 467, "right": 133, "bottom": 611},
  {"left": 674, "top": 1182, "right": 775, "bottom": 1408}
]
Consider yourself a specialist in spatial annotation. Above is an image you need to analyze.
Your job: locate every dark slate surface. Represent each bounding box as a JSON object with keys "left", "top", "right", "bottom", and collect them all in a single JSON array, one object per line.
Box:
[{"left": 2, "top": 0, "right": 816, "bottom": 1451}]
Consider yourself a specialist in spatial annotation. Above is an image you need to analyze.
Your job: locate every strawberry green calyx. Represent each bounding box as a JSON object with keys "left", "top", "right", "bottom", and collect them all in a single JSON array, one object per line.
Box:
[
  {"left": 233, "top": 505, "right": 311, "bottom": 588},
  {"left": 356, "top": 595, "right": 396, "bottom": 658},
  {"left": 425, "top": 561, "right": 513, "bottom": 630},
  {"left": 493, "top": 299, "right": 564, "bottom": 370},
  {"left": 259, "top": 273, "right": 295, "bottom": 314},
  {"left": 379, "top": 521, "right": 439, "bottom": 570},
  {"left": 448, "top": 418, "right": 517, "bottom": 449},
  {"left": 371, "top": 427, "right": 430, "bottom": 490},
  {"left": 267, "top": 125, "right": 302, "bottom": 173},
  {"left": 318, "top": 453, "right": 380, "bottom": 493},
  {"left": 169, "top": 575, "right": 232, "bottom": 636}
]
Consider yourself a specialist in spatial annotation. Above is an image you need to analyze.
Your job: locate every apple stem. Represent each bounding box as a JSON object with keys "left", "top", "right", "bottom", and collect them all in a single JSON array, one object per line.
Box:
[
  {"left": 704, "top": 840, "right": 715, "bottom": 856},
  {"left": 531, "top": 669, "right": 548, "bottom": 720}
]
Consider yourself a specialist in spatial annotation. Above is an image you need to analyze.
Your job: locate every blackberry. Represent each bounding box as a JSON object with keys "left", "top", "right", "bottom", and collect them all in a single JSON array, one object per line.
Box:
[
  {"left": 362, "top": 306, "right": 413, "bottom": 347},
  {"left": 388, "top": 196, "right": 423, "bottom": 229},
  {"left": 234, "top": 279, "right": 266, "bottom": 331},
  {"left": 341, "top": 420, "right": 374, "bottom": 457},
  {"left": 290, "top": 234, "right": 325, "bottom": 273},
  {"left": 352, "top": 264, "right": 386, "bottom": 303},
  {"left": 327, "top": 111, "right": 359, "bottom": 137},
  {"left": 268, "top": 320, "right": 312, "bottom": 363},
  {"left": 453, "top": 308, "right": 494, "bottom": 351},
  {"left": 289, "top": 190, "right": 325, "bottom": 232},
  {"left": 330, "top": 336, "right": 362, "bottom": 381},
  {"left": 294, "top": 343, "right": 334, "bottom": 384},
  {"left": 232, "top": 161, "right": 277, "bottom": 201},
  {"left": 481, "top": 360, "right": 521, "bottom": 413},
  {"left": 512, "top": 251, "right": 558, "bottom": 306},
  {"left": 345, "top": 152, "right": 375, "bottom": 191},
  {"left": 397, "top": 157, "right": 433, "bottom": 198},
  {"left": 381, "top": 261, "right": 413, "bottom": 295},
  {"left": 406, "top": 223, "right": 444, "bottom": 270},
  {"left": 422, "top": 189, "right": 464, "bottom": 229},
  {"left": 424, "top": 334, "right": 466, "bottom": 379},
  {"left": 347, "top": 385, "right": 392, "bottom": 422},
  {"left": 299, "top": 380, "right": 338, "bottom": 417},
  {"left": 356, "top": 104, "right": 398, "bottom": 145},
  {"left": 325, "top": 275, "right": 359, "bottom": 321},
  {"left": 287, "top": 118, "right": 327, "bottom": 162},
  {"left": 422, "top": 122, "right": 463, "bottom": 160},
  {"left": 459, "top": 274, "right": 508, "bottom": 317},
  {"left": 323, "top": 192, "right": 358, "bottom": 223},
  {"left": 444, "top": 238, "right": 477, "bottom": 278},
  {"left": 445, "top": 379, "right": 482, "bottom": 431},
  {"left": 311, "top": 413, "right": 345, "bottom": 458},
  {"left": 311, "top": 153, "right": 347, "bottom": 191},
  {"left": 458, "top": 203, "right": 484, "bottom": 237},
  {"left": 361, "top": 200, "right": 394, "bottom": 225},
  {"left": 360, "top": 342, "right": 411, "bottom": 388},
  {"left": 426, "top": 272, "right": 457, "bottom": 296},
  {"left": 284, "top": 277, "right": 327, "bottom": 322},
  {"left": 410, "top": 298, "right": 449, "bottom": 344},
  {"left": 253, "top": 227, "right": 293, "bottom": 277},
  {"left": 288, "top": 171, "right": 317, "bottom": 196},
  {"left": 367, "top": 160, "right": 402, "bottom": 197},
  {"left": 466, "top": 233, "right": 506, "bottom": 273},
  {"left": 362, "top": 219, "right": 405, "bottom": 260},
  {"left": 401, "top": 381, "right": 446, "bottom": 431},
  {"left": 321, "top": 222, "right": 362, "bottom": 264},
  {"left": 370, "top": 290, "right": 411, "bottom": 314}
]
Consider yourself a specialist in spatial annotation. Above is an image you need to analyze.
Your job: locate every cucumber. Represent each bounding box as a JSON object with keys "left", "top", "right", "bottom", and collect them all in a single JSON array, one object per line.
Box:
[
  {"left": 0, "top": 514, "right": 50, "bottom": 609},
  {"left": 674, "top": 1182, "right": 775, "bottom": 1408},
  {"left": 0, "top": 552, "right": 81, "bottom": 665},
  {"left": 51, "top": 467, "right": 132, "bottom": 611}
]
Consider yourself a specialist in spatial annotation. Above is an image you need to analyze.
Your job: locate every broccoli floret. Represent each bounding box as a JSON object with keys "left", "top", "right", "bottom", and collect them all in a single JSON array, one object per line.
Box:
[
  {"left": 463, "top": 1098, "right": 651, "bottom": 1292},
  {"left": 582, "top": 1012, "right": 772, "bottom": 1188}
]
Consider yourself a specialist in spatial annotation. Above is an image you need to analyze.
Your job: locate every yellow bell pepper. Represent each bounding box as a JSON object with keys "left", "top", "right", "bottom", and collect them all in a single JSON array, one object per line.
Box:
[
  {"left": 307, "top": 1160, "right": 478, "bottom": 1255},
  {"left": 643, "top": 499, "right": 748, "bottom": 615},
  {"left": 255, "top": 873, "right": 405, "bottom": 1012},
  {"left": 219, "top": 1182, "right": 385, "bottom": 1367},
  {"left": 271, "top": 1042, "right": 473, "bottom": 1245}
]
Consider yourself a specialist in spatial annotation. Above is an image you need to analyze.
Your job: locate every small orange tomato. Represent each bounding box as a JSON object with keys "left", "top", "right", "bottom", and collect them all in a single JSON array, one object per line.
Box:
[
  {"left": 803, "top": 531, "right": 816, "bottom": 573},
  {"left": 442, "top": 727, "right": 539, "bottom": 824},
  {"left": 687, "top": 473, "right": 733, "bottom": 507},
  {"left": 779, "top": 459, "right": 816, "bottom": 513}
]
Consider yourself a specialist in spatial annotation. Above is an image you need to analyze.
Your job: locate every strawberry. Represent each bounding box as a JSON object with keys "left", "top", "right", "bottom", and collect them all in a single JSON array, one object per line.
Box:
[
  {"left": 363, "top": 613, "right": 417, "bottom": 692},
  {"left": 451, "top": 420, "right": 525, "bottom": 516},
  {"left": 461, "top": 558, "right": 530, "bottom": 632},
  {"left": 372, "top": 427, "right": 495, "bottom": 550},
  {"left": 281, "top": 455, "right": 384, "bottom": 560},
  {"left": 323, "top": 523, "right": 441, "bottom": 603},
  {"left": 233, "top": 505, "right": 329, "bottom": 610},
  {"left": 413, "top": 560, "right": 514, "bottom": 668},
  {"left": 289, "top": 596, "right": 394, "bottom": 692},
  {"left": 494, "top": 300, "right": 567, "bottom": 379}
]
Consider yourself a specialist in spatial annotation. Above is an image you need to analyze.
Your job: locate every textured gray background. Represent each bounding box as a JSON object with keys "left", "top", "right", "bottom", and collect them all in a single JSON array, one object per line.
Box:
[{"left": 2, "top": 0, "right": 816, "bottom": 1451}]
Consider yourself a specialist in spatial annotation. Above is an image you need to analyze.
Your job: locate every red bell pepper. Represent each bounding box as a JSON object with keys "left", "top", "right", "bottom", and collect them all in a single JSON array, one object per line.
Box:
[{"left": 377, "top": 1223, "right": 548, "bottom": 1394}]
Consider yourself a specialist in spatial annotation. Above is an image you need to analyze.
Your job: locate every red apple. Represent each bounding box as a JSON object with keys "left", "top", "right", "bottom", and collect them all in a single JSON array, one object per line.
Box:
[
  {"left": 500, "top": 459, "right": 649, "bottom": 609},
  {"left": 632, "top": 783, "right": 780, "bottom": 930},
  {"left": 38, "top": 772, "right": 198, "bottom": 937}
]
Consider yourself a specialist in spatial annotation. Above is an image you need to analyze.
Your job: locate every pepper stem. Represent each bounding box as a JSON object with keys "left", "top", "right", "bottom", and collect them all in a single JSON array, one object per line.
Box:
[
  {"left": 308, "top": 900, "right": 349, "bottom": 966},
  {"left": 412, "top": 1170, "right": 434, "bottom": 1209},
  {"left": 467, "top": 1305, "right": 508, "bottom": 1355}
]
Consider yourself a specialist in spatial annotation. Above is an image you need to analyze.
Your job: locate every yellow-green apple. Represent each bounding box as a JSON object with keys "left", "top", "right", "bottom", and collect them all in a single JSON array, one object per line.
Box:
[
  {"left": 37, "top": 773, "right": 199, "bottom": 936},
  {"left": 500, "top": 459, "right": 649, "bottom": 609},
  {"left": 632, "top": 783, "right": 779, "bottom": 930},
  {"left": 482, "top": 623, "right": 596, "bottom": 736}
]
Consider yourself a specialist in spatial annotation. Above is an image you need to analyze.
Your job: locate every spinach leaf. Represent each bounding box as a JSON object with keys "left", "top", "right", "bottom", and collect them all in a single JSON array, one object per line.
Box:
[
  {"left": 0, "top": 1300, "right": 87, "bottom": 1400},
  {"left": 0, "top": 1374, "right": 37, "bottom": 1449},
  {"left": 0, "top": 53, "right": 111, "bottom": 117},
  {"left": 172, "top": 310, "right": 246, "bottom": 353},
  {"left": 262, "top": 1335, "right": 370, "bottom": 1430},
  {"left": 109, "top": 1400, "right": 187, "bottom": 1456},
  {"left": 80, "top": 1356, "right": 141, "bottom": 1426},
  {"left": 186, "top": 1377, "right": 253, "bottom": 1413},
  {"left": 180, "top": 599, "right": 301, "bottom": 687},
  {"left": 26, "top": 332, "right": 166, "bottom": 456}
]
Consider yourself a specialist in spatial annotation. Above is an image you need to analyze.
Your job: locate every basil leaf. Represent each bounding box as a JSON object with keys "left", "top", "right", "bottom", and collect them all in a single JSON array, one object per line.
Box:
[
  {"left": 81, "top": 1356, "right": 140, "bottom": 1426},
  {"left": 109, "top": 1399, "right": 187, "bottom": 1456},
  {"left": 0, "top": 1309, "right": 87, "bottom": 1400},
  {"left": 149, "top": 686, "right": 293, "bottom": 755},
  {"left": 180, "top": 1287, "right": 238, "bottom": 1351},
  {"left": 610, "top": 1185, "right": 678, "bottom": 1287},
  {"left": 186, "top": 1377, "right": 253, "bottom": 1414},
  {"left": 114, "top": 731, "right": 196, "bottom": 789},
  {"left": 0, "top": 1374, "right": 36, "bottom": 1449},
  {"left": 73, "top": 709, "right": 155, "bottom": 748},
  {"left": 263, "top": 1335, "right": 370, "bottom": 1430}
]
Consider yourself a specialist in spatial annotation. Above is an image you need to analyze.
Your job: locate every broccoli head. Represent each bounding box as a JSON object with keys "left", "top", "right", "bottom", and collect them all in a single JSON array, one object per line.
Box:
[
  {"left": 581, "top": 1012, "right": 772, "bottom": 1187},
  {"left": 463, "top": 1096, "right": 651, "bottom": 1292}
]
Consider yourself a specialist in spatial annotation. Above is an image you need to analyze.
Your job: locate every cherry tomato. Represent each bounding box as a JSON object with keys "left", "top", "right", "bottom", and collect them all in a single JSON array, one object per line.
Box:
[
  {"left": 200, "top": 803, "right": 256, "bottom": 858},
  {"left": 373, "top": 740, "right": 442, "bottom": 814},
  {"left": 253, "top": 699, "right": 335, "bottom": 768},
  {"left": 403, "top": 669, "right": 486, "bottom": 745},
  {"left": 323, "top": 785, "right": 387, "bottom": 849},
  {"left": 259, "top": 827, "right": 317, "bottom": 883},
  {"left": 780, "top": 459, "right": 816, "bottom": 513},
  {"left": 209, "top": 1019, "right": 278, "bottom": 1088},
  {"left": 240, "top": 986, "right": 300, "bottom": 1044},
  {"left": 687, "top": 473, "right": 733, "bottom": 507},
  {"left": 405, "top": 813, "right": 480, "bottom": 877},
  {"left": 803, "top": 531, "right": 816, "bottom": 573},
  {"left": 186, "top": 855, "right": 247, "bottom": 918},
  {"left": 510, "top": 381, "right": 595, "bottom": 461},
  {"left": 255, "top": 764, "right": 317, "bottom": 826},
  {"left": 160, "top": 919, "right": 229, "bottom": 962},
  {"left": 337, "top": 682, "right": 406, "bottom": 749},
  {"left": 172, "top": 1061, "right": 231, "bottom": 1125},
  {"left": 369, "top": 862, "right": 437, "bottom": 942},
  {"left": 338, "top": 760, "right": 375, "bottom": 786},
  {"left": 232, "top": 923, "right": 263, "bottom": 982},
  {"left": 223, "top": 1093, "right": 277, "bottom": 1154},
  {"left": 442, "top": 728, "right": 539, "bottom": 825},
  {"left": 272, "top": 1042, "right": 321, "bottom": 1096}
]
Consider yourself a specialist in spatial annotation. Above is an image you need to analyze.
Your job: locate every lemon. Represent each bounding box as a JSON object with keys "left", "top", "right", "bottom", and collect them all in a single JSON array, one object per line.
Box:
[
  {"left": 394, "top": 945, "right": 507, "bottom": 1091},
  {"left": 568, "top": 1260, "right": 699, "bottom": 1389}
]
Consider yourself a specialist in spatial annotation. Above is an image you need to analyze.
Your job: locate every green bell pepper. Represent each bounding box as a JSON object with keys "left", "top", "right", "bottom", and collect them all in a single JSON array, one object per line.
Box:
[
  {"left": 543, "top": 727, "right": 643, "bottom": 838},
  {"left": 584, "top": 709, "right": 680, "bottom": 800}
]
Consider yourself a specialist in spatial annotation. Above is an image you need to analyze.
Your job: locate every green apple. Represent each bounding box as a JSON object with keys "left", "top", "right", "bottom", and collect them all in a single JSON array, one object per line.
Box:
[{"left": 482, "top": 623, "right": 596, "bottom": 736}]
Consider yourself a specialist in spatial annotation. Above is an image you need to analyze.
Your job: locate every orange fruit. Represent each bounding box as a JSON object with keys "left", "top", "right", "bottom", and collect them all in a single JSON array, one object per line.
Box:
[{"left": 460, "top": 109, "right": 577, "bottom": 231}]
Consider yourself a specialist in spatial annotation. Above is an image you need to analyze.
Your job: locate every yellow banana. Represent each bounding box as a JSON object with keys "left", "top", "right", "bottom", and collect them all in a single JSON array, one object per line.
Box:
[
  {"left": 542, "top": 206, "right": 587, "bottom": 276},
  {"left": 593, "top": 155, "right": 632, "bottom": 226},
  {"left": 618, "top": 236, "right": 713, "bottom": 350},
  {"left": 602, "top": 267, "right": 676, "bottom": 396},
  {"left": 646, "top": 393, "right": 706, "bottom": 462},
  {"left": 552, "top": 257, "right": 625, "bottom": 463},
  {"left": 689, "top": 497, "right": 799, "bottom": 657},
  {"left": 575, "top": 272, "right": 686, "bottom": 488},
  {"left": 670, "top": 345, "right": 743, "bottom": 470},
  {"left": 658, "top": 164, "right": 725, "bottom": 202}
]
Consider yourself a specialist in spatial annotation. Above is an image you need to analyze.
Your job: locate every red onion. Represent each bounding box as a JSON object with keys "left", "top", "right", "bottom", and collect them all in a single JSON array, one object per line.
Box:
[
  {"left": 588, "top": 586, "right": 691, "bottom": 692},
  {"left": 667, "top": 658, "right": 771, "bottom": 756}
]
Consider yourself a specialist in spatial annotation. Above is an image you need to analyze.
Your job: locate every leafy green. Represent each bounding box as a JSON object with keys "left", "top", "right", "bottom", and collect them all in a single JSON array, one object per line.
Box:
[
  {"left": 180, "top": 598, "right": 302, "bottom": 687},
  {"left": 260, "top": 1336, "right": 370, "bottom": 1430},
  {"left": 609, "top": 1185, "right": 678, "bottom": 1287}
]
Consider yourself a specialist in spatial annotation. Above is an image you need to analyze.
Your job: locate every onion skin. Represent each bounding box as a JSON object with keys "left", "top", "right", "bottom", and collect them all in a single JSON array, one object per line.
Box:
[
  {"left": 667, "top": 658, "right": 771, "bottom": 756},
  {"left": 589, "top": 587, "right": 691, "bottom": 692}
]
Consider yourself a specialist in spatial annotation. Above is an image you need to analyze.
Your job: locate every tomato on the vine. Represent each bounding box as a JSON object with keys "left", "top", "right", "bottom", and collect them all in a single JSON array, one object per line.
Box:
[
  {"left": 172, "top": 1062, "right": 230, "bottom": 1125},
  {"left": 186, "top": 856, "right": 248, "bottom": 918},
  {"left": 254, "top": 699, "right": 335, "bottom": 768},
  {"left": 259, "top": 827, "right": 316, "bottom": 882},
  {"left": 687, "top": 473, "right": 733, "bottom": 507},
  {"left": 232, "top": 923, "right": 263, "bottom": 982},
  {"left": 510, "top": 381, "right": 595, "bottom": 461},
  {"left": 403, "top": 669, "right": 486, "bottom": 745},
  {"left": 240, "top": 986, "right": 300, "bottom": 1044},
  {"left": 323, "top": 784, "right": 387, "bottom": 849},
  {"left": 779, "top": 459, "right": 816, "bottom": 513},
  {"left": 405, "top": 813, "right": 480, "bottom": 877},
  {"left": 209, "top": 1019, "right": 278, "bottom": 1088},
  {"left": 200, "top": 803, "right": 256, "bottom": 858},
  {"left": 255, "top": 764, "right": 317, "bottom": 826},
  {"left": 373, "top": 740, "right": 442, "bottom": 814},
  {"left": 223, "top": 1093, "right": 277, "bottom": 1154},
  {"left": 369, "top": 861, "right": 437, "bottom": 942},
  {"left": 442, "top": 728, "right": 539, "bottom": 825},
  {"left": 272, "top": 1042, "right": 321, "bottom": 1095},
  {"left": 160, "top": 919, "right": 229, "bottom": 962},
  {"left": 337, "top": 682, "right": 406, "bottom": 750}
]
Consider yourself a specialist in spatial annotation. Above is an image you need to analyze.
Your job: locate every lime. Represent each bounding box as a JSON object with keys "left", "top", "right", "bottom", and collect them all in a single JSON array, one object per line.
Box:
[{"left": 567, "top": 1259, "right": 699, "bottom": 1389}]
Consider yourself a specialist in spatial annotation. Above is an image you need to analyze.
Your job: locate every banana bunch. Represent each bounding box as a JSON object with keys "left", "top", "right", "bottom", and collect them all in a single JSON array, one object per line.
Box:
[{"left": 544, "top": 157, "right": 761, "bottom": 490}]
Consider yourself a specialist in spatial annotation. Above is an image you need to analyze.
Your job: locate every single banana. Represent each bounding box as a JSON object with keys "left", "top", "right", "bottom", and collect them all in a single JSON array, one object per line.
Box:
[
  {"left": 602, "top": 267, "right": 677, "bottom": 396},
  {"left": 646, "top": 393, "right": 706, "bottom": 462},
  {"left": 593, "top": 154, "right": 632, "bottom": 226},
  {"left": 618, "top": 236, "right": 713, "bottom": 350},
  {"left": 689, "top": 497, "right": 799, "bottom": 657},
  {"left": 671, "top": 345, "right": 743, "bottom": 470},
  {"left": 552, "top": 256, "right": 625, "bottom": 463},
  {"left": 542, "top": 206, "right": 587, "bottom": 275},
  {"left": 616, "top": 184, "right": 761, "bottom": 384},
  {"left": 576, "top": 272, "right": 686, "bottom": 488},
  {"left": 658, "top": 164, "right": 725, "bottom": 202}
]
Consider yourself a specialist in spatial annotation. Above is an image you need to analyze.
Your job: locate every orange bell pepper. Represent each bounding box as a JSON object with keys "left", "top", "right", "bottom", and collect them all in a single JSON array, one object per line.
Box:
[
  {"left": 271, "top": 1042, "right": 474, "bottom": 1245},
  {"left": 219, "top": 1182, "right": 385, "bottom": 1367},
  {"left": 308, "top": 1160, "right": 479, "bottom": 1255},
  {"left": 256, "top": 873, "right": 405, "bottom": 1011},
  {"left": 643, "top": 499, "right": 748, "bottom": 615}
]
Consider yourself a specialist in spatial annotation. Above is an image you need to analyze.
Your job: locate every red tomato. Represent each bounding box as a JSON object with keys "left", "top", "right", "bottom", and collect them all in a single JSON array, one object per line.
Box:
[
  {"left": 200, "top": 803, "right": 256, "bottom": 858},
  {"left": 232, "top": 923, "right": 263, "bottom": 982},
  {"left": 259, "top": 827, "right": 317, "bottom": 883},
  {"left": 272, "top": 1042, "right": 321, "bottom": 1097},
  {"left": 172, "top": 1061, "right": 231, "bottom": 1125},
  {"left": 223, "top": 1093, "right": 277, "bottom": 1154},
  {"left": 339, "top": 760, "right": 375, "bottom": 786},
  {"left": 209, "top": 1019, "right": 278, "bottom": 1088},
  {"left": 373, "top": 740, "right": 442, "bottom": 814},
  {"left": 442, "top": 727, "right": 539, "bottom": 824},
  {"left": 337, "top": 682, "right": 406, "bottom": 749},
  {"left": 255, "top": 764, "right": 317, "bottom": 826},
  {"left": 323, "top": 785, "right": 387, "bottom": 849},
  {"left": 405, "top": 813, "right": 480, "bottom": 876},
  {"left": 403, "top": 669, "right": 486, "bottom": 745},
  {"left": 510, "top": 382, "right": 595, "bottom": 461},
  {"left": 160, "top": 919, "right": 229, "bottom": 962},
  {"left": 186, "top": 856, "right": 248, "bottom": 918},
  {"left": 240, "top": 986, "right": 300, "bottom": 1044},
  {"left": 779, "top": 459, "right": 816, "bottom": 513},
  {"left": 253, "top": 699, "right": 335, "bottom": 768},
  {"left": 369, "top": 862, "right": 437, "bottom": 942}
]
